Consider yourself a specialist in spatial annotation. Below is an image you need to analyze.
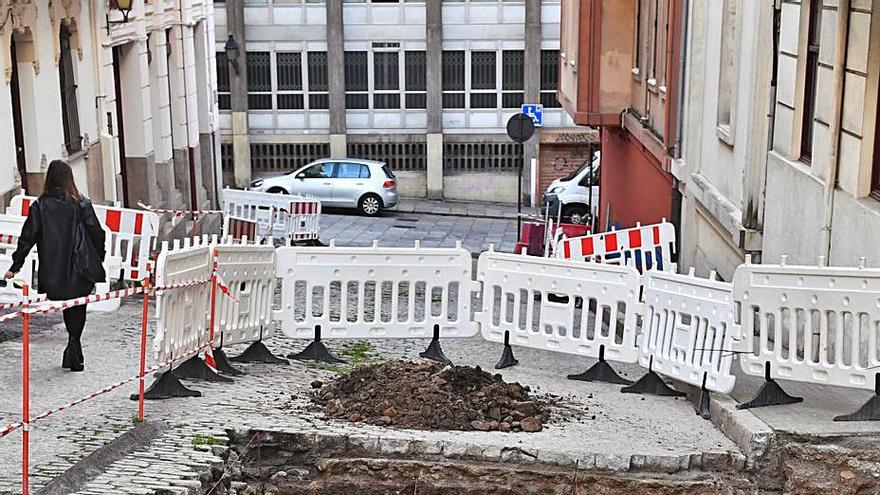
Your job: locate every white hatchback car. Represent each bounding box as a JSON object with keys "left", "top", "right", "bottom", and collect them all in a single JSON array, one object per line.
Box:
[{"left": 250, "top": 159, "right": 399, "bottom": 216}]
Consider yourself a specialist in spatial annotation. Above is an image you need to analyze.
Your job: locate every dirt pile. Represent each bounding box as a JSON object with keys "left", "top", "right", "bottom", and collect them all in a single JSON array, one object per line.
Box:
[{"left": 312, "top": 361, "right": 550, "bottom": 432}]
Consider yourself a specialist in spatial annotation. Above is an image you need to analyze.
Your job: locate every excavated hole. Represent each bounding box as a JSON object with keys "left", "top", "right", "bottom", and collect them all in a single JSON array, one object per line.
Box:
[{"left": 222, "top": 430, "right": 761, "bottom": 495}]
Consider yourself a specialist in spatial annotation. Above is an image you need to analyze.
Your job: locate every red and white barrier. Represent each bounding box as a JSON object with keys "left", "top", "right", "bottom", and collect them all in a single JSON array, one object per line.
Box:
[
  {"left": 222, "top": 188, "right": 321, "bottom": 242},
  {"left": 554, "top": 220, "right": 676, "bottom": 272},
  {"left": 223, "top": 215, "right": 259, "bottom": 242},
  {"left": 8, "top": 194, "right": 159, "bottom": 282}
]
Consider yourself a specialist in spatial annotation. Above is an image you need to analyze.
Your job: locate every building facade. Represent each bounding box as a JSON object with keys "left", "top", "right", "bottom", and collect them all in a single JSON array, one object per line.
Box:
[
  {"left": 557, "top": 0, "right": 684, "bottom": 232},
  {"left": 215, "top": 0, "right": 589, "bottom": 203},
  {"left": 675, "top": 0, "right": 774, "bottom": 280},
  {"left": 761, "top": 0, "right": 880, "bottom": 268},
  {"left": 0, "top": 0, "right": 221, "bottom": 212}
]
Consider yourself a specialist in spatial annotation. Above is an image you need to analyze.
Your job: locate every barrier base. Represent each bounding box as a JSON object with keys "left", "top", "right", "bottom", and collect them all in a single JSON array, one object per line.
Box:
[
  {"left": 173, "top": 355, "right": 235, "bottom": 383},
  {"left": 213, "top": 348, "right": 244, "bottom": 376},
  {"left": 736, "top": 378, "right": 803, "bottom": 410},
  {"left": 495, "top": 344, "right": 519, "bottom": 369},
  {"left": 230, "top": 341, "right": 289, "bottom": 365},
  {"left": 621, "top": 369, "right": 684, "bottom": 397},
  {"left": 420, "top": 338, "right": 453, "bottom": 365},
  {"left": 834, "top": 394, "right": 880, "bottom": 422},
  {"left": 131, "top": 372, "right": 201, "bottom": 400},
  {"left": 695, "top": 386, "right": 711, "bottom": 420},
  {"left": 567, "top": 359, "right": 632, "bottom": 386},
  {"left": 289, "top": 340, "right": 346, "bottom": 364}
]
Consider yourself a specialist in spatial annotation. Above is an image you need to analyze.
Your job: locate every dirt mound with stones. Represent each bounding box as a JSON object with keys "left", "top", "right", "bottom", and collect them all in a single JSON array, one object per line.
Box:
[{"left": 311, "top": 361, "right": 551, "bottom": 433}]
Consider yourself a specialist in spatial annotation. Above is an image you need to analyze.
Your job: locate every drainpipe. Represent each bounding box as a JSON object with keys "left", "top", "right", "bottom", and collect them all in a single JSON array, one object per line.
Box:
[{"left": 820, "top": 0, "right": 851, "bottom": 259}]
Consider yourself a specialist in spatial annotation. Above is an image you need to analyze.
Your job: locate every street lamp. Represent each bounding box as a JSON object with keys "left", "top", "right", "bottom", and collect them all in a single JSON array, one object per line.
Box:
[
  {"left": 112, "top": 0, "right": 133, "bottom": 22},
  {"left": 224, "top": 34, "right": 239, "bottom": 73}
]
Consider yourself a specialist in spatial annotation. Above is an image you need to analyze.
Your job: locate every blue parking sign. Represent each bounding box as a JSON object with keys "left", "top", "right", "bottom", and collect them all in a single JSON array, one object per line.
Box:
[{"left": 521, "top": 104, "right": 544, "bottom": 127}]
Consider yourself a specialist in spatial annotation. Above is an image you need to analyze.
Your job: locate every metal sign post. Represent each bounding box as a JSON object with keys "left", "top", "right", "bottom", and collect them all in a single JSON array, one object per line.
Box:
[{"left": 507, "top": 113, "right": 536, "bottom": 242}]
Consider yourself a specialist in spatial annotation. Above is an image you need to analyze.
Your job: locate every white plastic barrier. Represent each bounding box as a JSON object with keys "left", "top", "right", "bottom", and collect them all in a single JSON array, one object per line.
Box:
[
  {"left": 637, "top": 269, "right": 741, "bottom": 393},
  {"left": 275, "top": 241, "right": 478, "bottom": 339},
  {"left": 222, "top": 188, "right": 321, "bottom": 242},
  {"left": 212, "top": 240, "right": 276, "bottom": 346},
  {"left": 153, "top": 238, "right": 213, "bottom": 362},
  {"left": 734, "top": 257, "right": 880, "bottom": 392},
  {"left": 475, "top": 247, "right": 642, "bottom": 363},
  {"left": 0, "top": 214, "right": 25, "bottom": 251},
  {"left": 555, "top": 221, "right": 676, "bottom": 272},
  {"left": 8, "top": 194, "right": 159, "bottom": 281}
]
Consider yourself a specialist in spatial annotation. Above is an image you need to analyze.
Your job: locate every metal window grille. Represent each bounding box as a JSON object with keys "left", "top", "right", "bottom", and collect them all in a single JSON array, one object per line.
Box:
[
  {"left": 470, "top": 51, "right": 496, "bottom": 109},
  {"left": 347, "top": 142, "right": 426, "bottom": 171},
  {"left": 443, "top": 142, "right": 522, "bottom": 172},
  {"left": 345, "top": 51, "right": 369, "bottom": 109},
  {"left": 540, "top": 49, "right": 561, "bottom": 108},
  {"left": 221, "top": 143, "right": 233, "bottom": 171},
  {"left": 442, "top": 50, "right": 465, "bottom": 109},
  {"left": 404, "top": 50, "right": 426, "bottom": 109},
  {"left": 373, "top": 51, "right": 400, "bottom": 110},
  {"left": 502, "top": 50, "right": 524, "bottom": 109},
  {"left": 59, "top": 24, "right": 82, "bottom": 154},
  {"left": 246, "top": 51, "right": 272, "bottom": 110},
  {"left": 307, "top": 51, "right": 329, "bottom": 110},
  {"left": 216, "top": 52, "right": 231, "bottom": 110},
  {"left": 250, "top": 143, "right": 331, "bottom": 172},
  {"left": 276, "top": 52, "right": 304, "bottom": 110}
]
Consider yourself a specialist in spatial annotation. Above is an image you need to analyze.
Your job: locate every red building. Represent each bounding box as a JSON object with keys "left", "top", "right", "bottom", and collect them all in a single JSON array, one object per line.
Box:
[{"left": 557, "top": 0, "right": 684, "bottom": 232}]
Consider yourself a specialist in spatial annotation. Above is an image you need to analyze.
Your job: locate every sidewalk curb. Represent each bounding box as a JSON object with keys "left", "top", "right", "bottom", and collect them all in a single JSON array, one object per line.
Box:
[{"left": 37, "top": 421, "right": 168, "bottom": 495}]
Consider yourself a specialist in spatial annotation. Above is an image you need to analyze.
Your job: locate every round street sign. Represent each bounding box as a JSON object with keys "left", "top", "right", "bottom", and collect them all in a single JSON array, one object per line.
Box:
[{"left": 506, "top": 113, "right": 536, "bottom": 144}]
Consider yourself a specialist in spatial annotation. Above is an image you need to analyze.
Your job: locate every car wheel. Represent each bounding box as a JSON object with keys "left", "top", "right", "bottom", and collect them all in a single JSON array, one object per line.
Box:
[
  {"left": 359, "top": 194, "right": 383, "bottom": 216},
  {"left": 267, "top": 187, "right": 288, "bottom": 194},
  {"left": 562, "top": 205, "right": 590, "bottom": 225}
]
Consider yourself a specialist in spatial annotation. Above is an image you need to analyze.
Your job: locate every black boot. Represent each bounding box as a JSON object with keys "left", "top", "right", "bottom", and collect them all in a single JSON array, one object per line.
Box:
[
  {"left": 69, "top": 339, "right": 84, "bottom": 372},
  {"left": 62, "top": 345, "right": 73, "bottom": 370}
]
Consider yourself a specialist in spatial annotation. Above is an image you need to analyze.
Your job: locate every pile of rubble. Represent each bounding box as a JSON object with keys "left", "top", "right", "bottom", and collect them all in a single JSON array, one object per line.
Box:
[{"left": 312, "top": 361, "right": 551, "bottom": 433}]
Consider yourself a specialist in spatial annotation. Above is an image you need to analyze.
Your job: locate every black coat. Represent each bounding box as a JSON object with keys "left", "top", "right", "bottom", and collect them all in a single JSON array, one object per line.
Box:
[{"left": 10, "top": 189, "right": 106, "bottom": 300}]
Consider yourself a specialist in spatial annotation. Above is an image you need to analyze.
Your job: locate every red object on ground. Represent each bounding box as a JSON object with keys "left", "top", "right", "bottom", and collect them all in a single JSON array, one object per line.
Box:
[
  {"left": 558, "top": 223, "right": 590, "bottom": 238},
  {"left": 517, "top": 222, "right": 545, "bottom": 255}
]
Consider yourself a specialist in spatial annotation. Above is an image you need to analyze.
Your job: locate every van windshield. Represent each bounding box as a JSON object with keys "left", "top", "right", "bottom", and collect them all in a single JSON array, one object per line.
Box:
[{"left": 562, "top": 161, "right": 591, "bottom": 182}]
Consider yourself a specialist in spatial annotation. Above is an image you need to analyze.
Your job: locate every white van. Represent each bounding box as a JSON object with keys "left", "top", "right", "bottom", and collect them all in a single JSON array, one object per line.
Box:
[{"left": 541, "top": 151, "right": 600, "bottom": 225}]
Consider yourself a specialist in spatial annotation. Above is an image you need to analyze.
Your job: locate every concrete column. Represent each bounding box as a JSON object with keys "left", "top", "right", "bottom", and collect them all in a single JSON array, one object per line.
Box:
[
  {"left": 194, "top": 21, "right": 215, "bottom": 206},
  {"left": 425, "top": 0, "right": 443, "bottom": 199},
  {"left": 327, "top": 0, "right": 347, "bottom": 157},
  {"left": 227, "top": 0, "right": 251, "bottom": 187},
  {"left": 118, "top": 40, "right": 159, "bottom": 207},
  {"left": 522, "top": 0, "right": 542, "bottom": 204},
  {"left": 149, "top": 33, "right": 176, "bottom": 206}
]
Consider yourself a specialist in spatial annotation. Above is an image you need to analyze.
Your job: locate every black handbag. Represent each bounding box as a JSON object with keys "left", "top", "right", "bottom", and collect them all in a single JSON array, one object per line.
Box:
[{"left": 72, "top": 198, "right": 106, "bottom": 284}]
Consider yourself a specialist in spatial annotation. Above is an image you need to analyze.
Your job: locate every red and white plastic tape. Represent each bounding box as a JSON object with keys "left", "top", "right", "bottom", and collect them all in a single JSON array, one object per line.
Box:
[
  {"left": 0, "top": 342, "right": 212, "bottom": 438},
  {"left": 137, "top": 201, "right": 224, "bottom": 217}
]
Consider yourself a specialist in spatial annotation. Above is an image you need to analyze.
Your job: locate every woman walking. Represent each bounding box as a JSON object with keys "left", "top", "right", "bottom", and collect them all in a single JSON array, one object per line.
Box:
[{"left": 4, "top": 160, "right": 106, "bottom": 372}]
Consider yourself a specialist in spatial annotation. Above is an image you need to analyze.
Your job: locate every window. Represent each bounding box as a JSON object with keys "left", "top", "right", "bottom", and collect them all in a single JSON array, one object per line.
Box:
[
  {"left": 276, "top": 52, "right": 304, "bottom": 110},
  {"left": 404, "top": 51, "right": 426, "bottom": 109},
  {"left": 716, "top": 0, "right": 737, "bottom": 142},
  {"left": 216, "top": 52, "right": 231, "bottom": 110},
  {"left": 502, "top": 50, "right": 524, "bottom": 109},
  {"left": 336, "top": 162, "right": 371, "bottom": 178},
  {"left": 442, "top": 50, "right": 465, "bottom": 109},
  {"left": 307, "top": 51, "right": 329, "bottom": 110},
  {"left": 470, "top": 51, "right": 496, "bottom": 109},
  {"left": 301, "top": 162, "right": 335, "bottom": 179},
  {"left": 801, "top": 0, "right": 822, "bottom": 162},
  {"left": 872, "top": 90, "right": 880, "bottom": 199},
  {"left": 540, "top": 50, "right": 561, "bottom": 108},
  {"left": 345, "top": 51, "right": 369, "bottom": 109},
  {"left": 59, "top": 24, "right": 81, "bottom": 154},
  {"left": 246, "top": 51, "right": 272, "bottom": 110},
  {"left": 373, "top": 51, "right": 400, "bottom": 109}
]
